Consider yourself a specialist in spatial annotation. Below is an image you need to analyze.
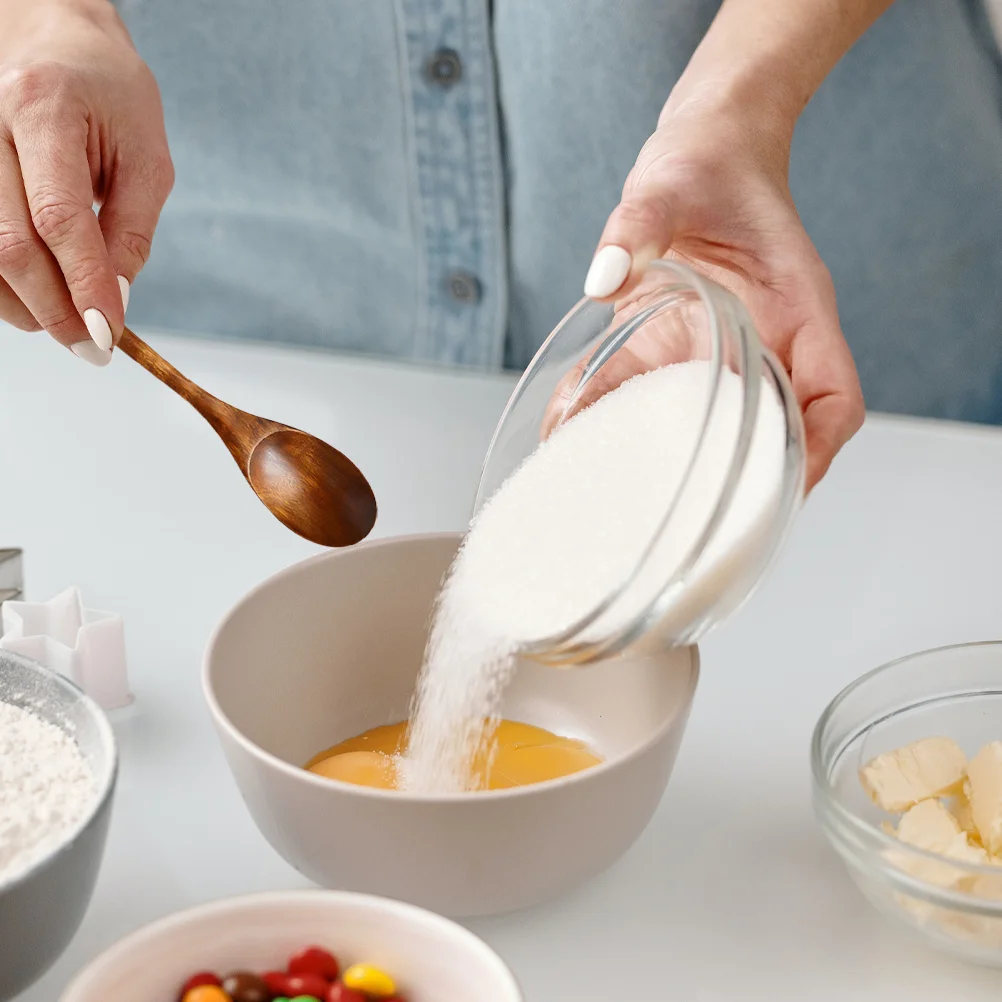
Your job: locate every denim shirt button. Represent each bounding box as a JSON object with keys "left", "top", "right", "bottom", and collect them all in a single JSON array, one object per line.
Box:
[
  {"left": 424, "top": 48, "right": 463, "bottom": 87},
  {"left": 446, "top": 270, "right": 481, "bottom": 304}
]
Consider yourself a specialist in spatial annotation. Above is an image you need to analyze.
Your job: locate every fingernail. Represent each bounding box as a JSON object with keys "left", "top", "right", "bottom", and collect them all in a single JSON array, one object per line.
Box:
[
  {"left": 70, "top": 340, "right": 113, "bottom": 367},
  {"left": 584, "top": 245, "right": 632, "bottom": 299},
  {"left": 83, "top": 308, "right": 113, "bottom": 350},
  {"left": 117, "top": 276, "right": 130, "bottom": 314}
]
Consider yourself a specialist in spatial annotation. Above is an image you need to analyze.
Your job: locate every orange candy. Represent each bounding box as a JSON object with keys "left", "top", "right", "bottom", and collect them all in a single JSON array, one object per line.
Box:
[{"left": 183, "top": 986, "right": 231, "bottom": 1002}]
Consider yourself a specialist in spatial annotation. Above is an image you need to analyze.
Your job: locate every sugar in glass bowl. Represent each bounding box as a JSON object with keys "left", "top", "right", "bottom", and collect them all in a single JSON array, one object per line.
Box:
[
  {"left": 813, "top": 642, "right": 1002, "bottom": 966},
  {"left": 476, "top": 259, "right": 806, "bottom": 667}
]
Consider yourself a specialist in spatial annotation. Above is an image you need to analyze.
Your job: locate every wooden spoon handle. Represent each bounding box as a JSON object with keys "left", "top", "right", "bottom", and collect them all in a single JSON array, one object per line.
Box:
[
  {"left": 119, "top": 327, "right": 204, "bottom": 400},
  {"left": 118, "top": 326, "right": 231, "bottom": 424},
  {"left": 117, "top": 327, "right": 281, "bottom": 476}
]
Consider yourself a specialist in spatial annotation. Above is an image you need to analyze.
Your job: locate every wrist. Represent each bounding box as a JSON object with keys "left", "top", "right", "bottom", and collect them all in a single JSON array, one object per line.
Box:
[
  {"left": 0, "top": 0, "right": 114, "bottom": 31},
  {"left": 658, "top": 69, "right": 797, "bottom": 181},
  {"left": 663, "top": 0, "right": 894, "bottom": 150},
  {"left": 663, "top": 61, "right": 800, "bottom": 152},
  {"left": 0, "top": 0, "right": 128, "bottom": 58}
]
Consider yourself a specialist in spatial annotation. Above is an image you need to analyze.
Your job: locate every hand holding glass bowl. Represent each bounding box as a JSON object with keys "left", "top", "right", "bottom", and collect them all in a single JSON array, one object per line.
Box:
[{"left": 580, "top": 93, "right": 864, "bottom": 494}]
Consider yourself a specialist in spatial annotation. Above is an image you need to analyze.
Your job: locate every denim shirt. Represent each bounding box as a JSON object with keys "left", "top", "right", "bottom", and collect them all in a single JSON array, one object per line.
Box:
[{"left": 114, "top": 1, "right": 1002, "bottom": 423}]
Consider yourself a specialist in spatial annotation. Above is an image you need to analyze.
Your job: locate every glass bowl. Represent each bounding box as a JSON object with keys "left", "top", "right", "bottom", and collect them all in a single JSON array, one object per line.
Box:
[
  {"left": 812, "top": 642, "right": 1002, "bottom": 966},
  {"left": 476, "top": 260, "right": 805, "bottom": 667}
]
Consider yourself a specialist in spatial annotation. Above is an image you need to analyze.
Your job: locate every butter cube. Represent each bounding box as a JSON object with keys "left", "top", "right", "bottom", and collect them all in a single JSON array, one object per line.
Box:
[
  {"left": 891, "top": 800, "right": 988, "bottom": 889},
  {"left": 968, "top": 742, "right": 1002, "bottom": 856},
  {"left": 897, "top": 799, "right": 963, "bottom": 853},
  {"left": 860, "top": 737, "right": 967, "bottom": 813},
  {"left": 945, "top": 786, "right": 978, "bottom": 837},
  {"left": 943, "top": 832, "right": 991, "bottom": 868}
]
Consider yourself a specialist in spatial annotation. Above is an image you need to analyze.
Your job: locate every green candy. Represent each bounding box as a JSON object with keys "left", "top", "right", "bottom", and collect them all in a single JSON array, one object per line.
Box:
[{"left": 289, "top": 997, "right": 321, "bottom": 1002}]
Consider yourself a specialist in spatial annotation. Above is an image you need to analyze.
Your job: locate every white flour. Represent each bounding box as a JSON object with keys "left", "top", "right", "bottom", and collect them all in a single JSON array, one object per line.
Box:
[
  {"left": 403, "top": 361, "right": 786, "bottom": 793},
  {"left": 0, "top": 700, "right": 96, "bottom": 884}
]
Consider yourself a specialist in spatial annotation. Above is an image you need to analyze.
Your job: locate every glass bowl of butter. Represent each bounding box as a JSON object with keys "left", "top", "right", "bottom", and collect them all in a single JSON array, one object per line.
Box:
[{"left": 813, "top": 642, "right": 1002, "bottom": 966}]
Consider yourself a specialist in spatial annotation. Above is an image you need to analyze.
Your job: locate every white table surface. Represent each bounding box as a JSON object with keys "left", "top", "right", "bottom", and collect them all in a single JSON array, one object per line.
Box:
[{"left": 3, "top": 326, "right": 1002, "bottom": 1001}]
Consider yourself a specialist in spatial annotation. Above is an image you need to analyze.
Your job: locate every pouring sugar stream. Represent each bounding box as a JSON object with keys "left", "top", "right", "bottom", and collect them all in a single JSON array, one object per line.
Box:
[{"left": 311, "top": 261, "right": 806, "bottom": 796}]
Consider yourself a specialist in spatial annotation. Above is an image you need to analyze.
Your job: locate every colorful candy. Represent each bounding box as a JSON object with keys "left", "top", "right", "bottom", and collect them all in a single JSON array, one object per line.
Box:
[
  {"left": 180, "top": 973, "right": 223, "bottom": 999},
  {"left": 183, "top": 987, "right": 230, "bottom": 1002},
  {"left": 341, "top": 965, "right": 396, "bottom": 998},
  {"left": 285, "top": 973, "right": 329, "bottom": 998},
  {"left": 178, "top": 947, "right": 405, "bottom": 1002},
  {"left": 288, "top": 946, "right": 340, "bottom": 982},
  {"left": 327, "top": 986, "right": 366, "bottom": 1002},
  {"left": 262, "top": 971, "right": 291, "bottom": 995},
  {"left": 222, "top": 971, "right": 272, "bottom": 1002}
]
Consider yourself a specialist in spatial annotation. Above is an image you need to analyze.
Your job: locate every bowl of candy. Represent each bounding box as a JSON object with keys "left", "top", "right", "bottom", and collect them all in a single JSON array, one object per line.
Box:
[
  {"left": 0, "top": 650, "right": 117, "bottom": 1001},
  {"left": 204, "top": 533, "right": 698, "bottom": 917},
  {"left": 813, "top": 641, "right": 1002, "bottom": 966},
  {"left": 61, "top": 889, "right": 522, "bottom": 1002}
]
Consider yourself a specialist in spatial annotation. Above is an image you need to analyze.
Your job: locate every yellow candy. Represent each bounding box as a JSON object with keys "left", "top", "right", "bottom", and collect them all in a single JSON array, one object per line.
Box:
[{"left": 342, "top": 963, "right": 396, "bottom": 997}]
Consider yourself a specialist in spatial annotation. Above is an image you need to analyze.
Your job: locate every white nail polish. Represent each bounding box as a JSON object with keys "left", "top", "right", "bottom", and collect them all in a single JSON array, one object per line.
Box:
[
  {"left": 70, "top": 340, "right": 113, "bottom": 367},
  {"left": 583, "top": 245, "right": 632, "bottom": 299},
  {"left": 117, "top": 276, "right": 130, "bottom": 315},
  {"left": 83, "top": 308, "right": 113, "bottom": 350}
]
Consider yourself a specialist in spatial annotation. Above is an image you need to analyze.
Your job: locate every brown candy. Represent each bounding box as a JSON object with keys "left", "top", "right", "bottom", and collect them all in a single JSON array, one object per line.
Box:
[{"left": 221, "top": 971, "right": 271, "bottom": 1002}]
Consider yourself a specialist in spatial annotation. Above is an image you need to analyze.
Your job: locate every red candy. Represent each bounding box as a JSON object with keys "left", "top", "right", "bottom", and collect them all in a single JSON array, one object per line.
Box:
[
  {"left": 289, "top": 946, "right": 340, "bottom": 982},
  {"left": 286, "top": 973, "right": 330, "bottom": 997},
  {"left": 178, "top": 972, "right": 221, "bottom": 999},
  {"left": 327, "top": 984, "right": 366, "bottom": 1002},
  {"left": 262, "top": 970, "right": 290, "bottom": 995}
]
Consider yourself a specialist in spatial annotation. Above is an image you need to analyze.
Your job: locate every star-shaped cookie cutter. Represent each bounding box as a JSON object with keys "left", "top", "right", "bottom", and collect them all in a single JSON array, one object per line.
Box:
[{"left": 0, "top": 586, "right": 133, "bottom": 710}]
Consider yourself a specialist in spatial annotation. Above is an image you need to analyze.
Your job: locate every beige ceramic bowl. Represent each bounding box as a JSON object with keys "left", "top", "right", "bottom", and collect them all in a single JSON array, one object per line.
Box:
[
  {"left": 204, "top": 533, "right": 698, "bottom": 917},
  {"left": 61, "top": 890, "right": 521, "bottom": 1002}
]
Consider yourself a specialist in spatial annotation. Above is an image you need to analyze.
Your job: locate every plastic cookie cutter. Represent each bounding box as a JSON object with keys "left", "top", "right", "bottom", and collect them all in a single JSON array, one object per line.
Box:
[{"left": 0, "top": 586, "right": 133, "bottom": 710}]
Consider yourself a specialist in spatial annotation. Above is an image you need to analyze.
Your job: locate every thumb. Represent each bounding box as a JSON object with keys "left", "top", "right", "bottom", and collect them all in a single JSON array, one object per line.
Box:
[{"left": 584, "top": 182, "right": 680, "bottom": 301}]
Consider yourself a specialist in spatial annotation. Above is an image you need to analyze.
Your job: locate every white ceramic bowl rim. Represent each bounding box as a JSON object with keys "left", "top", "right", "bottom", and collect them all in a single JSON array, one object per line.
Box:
[
  {"left": 202, "top": 532, "right": 700, "bottom": 804},
  {"left": 61, "top": 889, "right": 522, "bottom": 1002},
  {"left": 812, "top": 640, "right": 1002, "bottom": 904},
  {"left": 0, "top": 652, "right": 117, "bottom": 894}
]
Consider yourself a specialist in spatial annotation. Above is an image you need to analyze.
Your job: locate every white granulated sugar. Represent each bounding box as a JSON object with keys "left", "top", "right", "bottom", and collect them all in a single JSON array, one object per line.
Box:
[
  {"left": 0, "top": 701, "right": 96, "bottom": 884},
  {"left": 403, "top": 361, "right": 786, "bottom": 793}
]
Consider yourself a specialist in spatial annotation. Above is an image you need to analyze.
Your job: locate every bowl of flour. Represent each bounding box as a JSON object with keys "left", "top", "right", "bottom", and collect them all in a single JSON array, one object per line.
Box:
[{"left": 0, "top": 649, "right": 117, "bottom": 1001}]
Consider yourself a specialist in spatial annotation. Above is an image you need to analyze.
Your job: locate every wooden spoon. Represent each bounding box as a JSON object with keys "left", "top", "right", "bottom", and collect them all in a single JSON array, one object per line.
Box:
[{"left": 118, "top": 327, "right": 377, "bottom": 547}]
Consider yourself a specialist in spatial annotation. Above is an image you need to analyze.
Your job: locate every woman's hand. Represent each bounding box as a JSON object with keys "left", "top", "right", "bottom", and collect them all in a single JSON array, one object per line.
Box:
[
  {"left": 570, "top": 0, "right": 893, "bottom": 492},
  {"left": 577, "top": 93, "right": 863, "bottom": 494},
  {"left": 0, "top": 0, "right": 172, "bottom": 364}
]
